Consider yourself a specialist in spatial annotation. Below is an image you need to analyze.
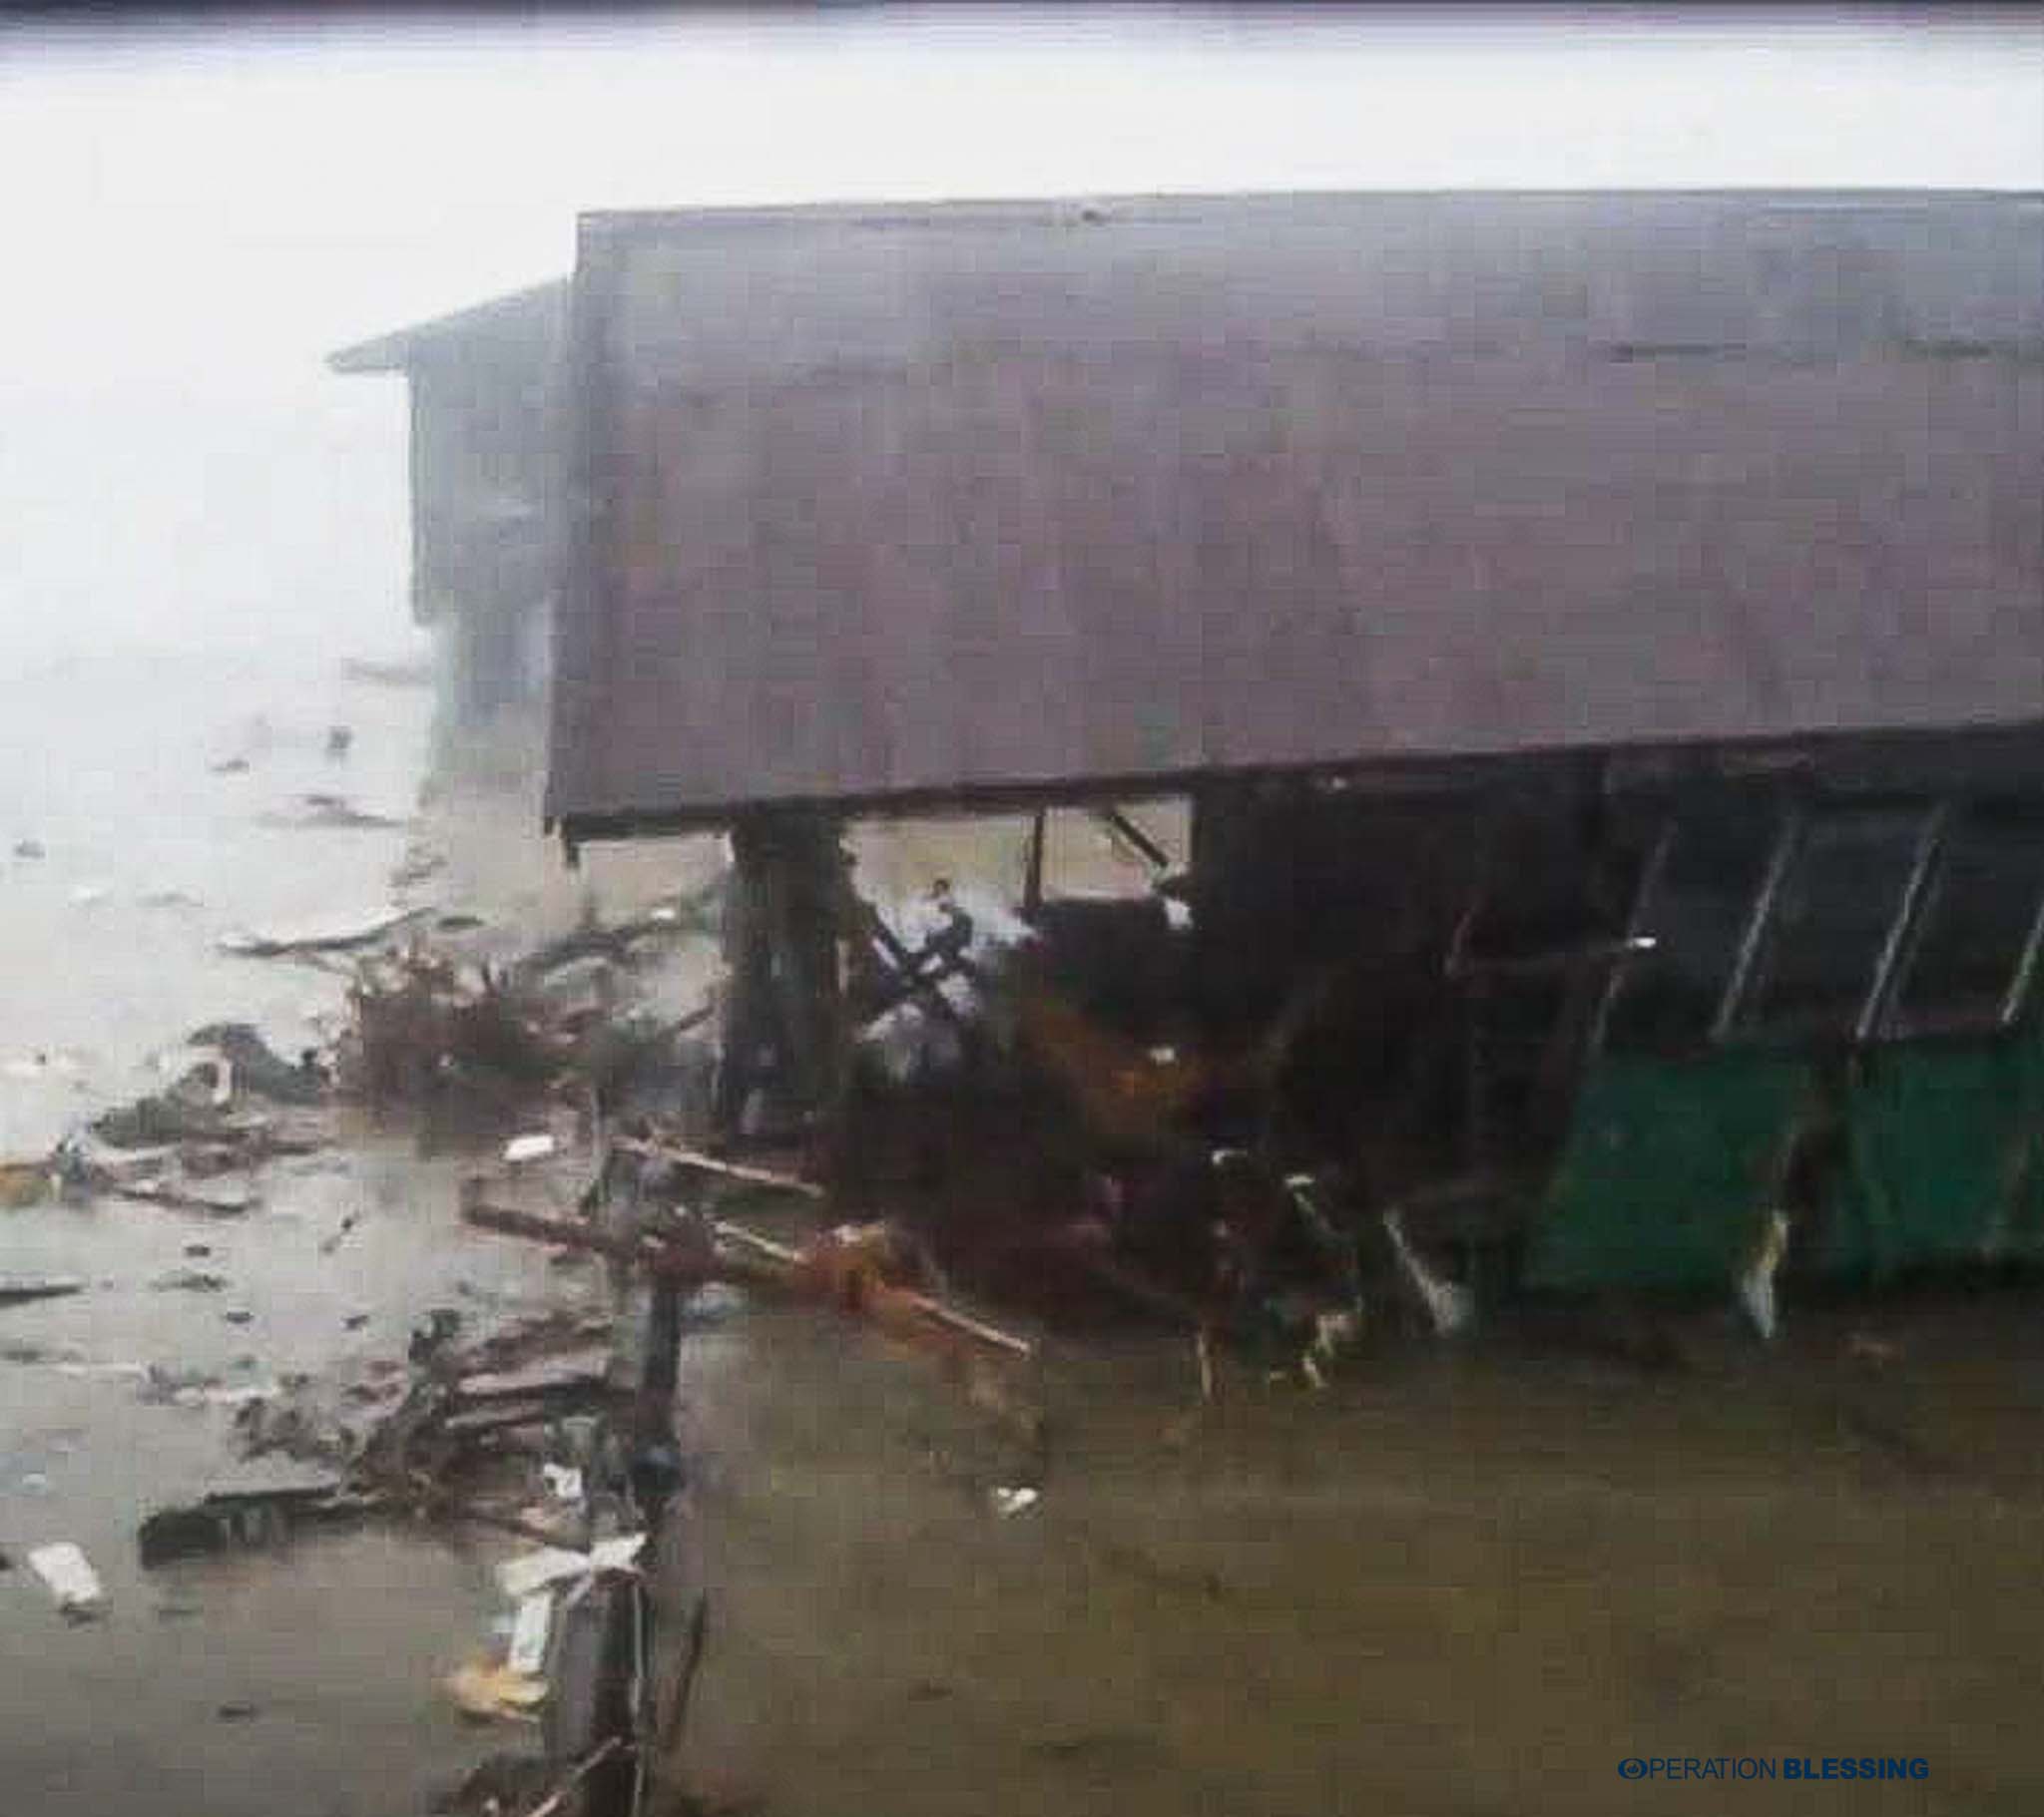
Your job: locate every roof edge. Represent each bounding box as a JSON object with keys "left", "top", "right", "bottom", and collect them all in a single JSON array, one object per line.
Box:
[
  {"left": 576, "top": 186, "right": 2044, "bottom": 242},
  {"left": 328, "top": 278, "right": 568, "bottom": 375},
  {"left": 549, "top": 717, "right": 2044, "bottom": 846}
]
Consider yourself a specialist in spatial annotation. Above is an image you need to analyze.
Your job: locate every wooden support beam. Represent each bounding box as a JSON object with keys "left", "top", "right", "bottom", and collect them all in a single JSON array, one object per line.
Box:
[
  {"left": 461, "top": 1186, "right": 1035, "bottom": 1365},
  {"left": 612, "top": 1135, "right": 826, "bottom": 1199}
]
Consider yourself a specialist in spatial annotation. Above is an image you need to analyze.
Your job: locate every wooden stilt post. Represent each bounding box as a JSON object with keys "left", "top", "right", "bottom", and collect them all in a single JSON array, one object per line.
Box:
[
  {"left": 715, "top": 819, "right": 771, "bottom": 1138},
  {"left": 717, "top": 809, "right": 847, "bottom": 1146}
]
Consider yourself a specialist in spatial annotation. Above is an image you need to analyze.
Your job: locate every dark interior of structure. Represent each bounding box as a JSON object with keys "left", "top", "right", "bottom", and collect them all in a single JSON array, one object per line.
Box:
[{"left": 811, "top": 731, "right": 2044, "bottom": 1336}]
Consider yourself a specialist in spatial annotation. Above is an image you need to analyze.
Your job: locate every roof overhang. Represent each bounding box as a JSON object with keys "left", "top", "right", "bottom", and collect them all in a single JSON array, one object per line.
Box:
[{"left": 545, "top": 191, "right": 2044, "bottom": 846}]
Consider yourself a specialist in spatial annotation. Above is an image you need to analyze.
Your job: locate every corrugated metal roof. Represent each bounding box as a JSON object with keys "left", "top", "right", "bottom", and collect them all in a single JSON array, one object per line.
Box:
[{"left": 547, "top": 192, "right": 2044, "bottom": 840}]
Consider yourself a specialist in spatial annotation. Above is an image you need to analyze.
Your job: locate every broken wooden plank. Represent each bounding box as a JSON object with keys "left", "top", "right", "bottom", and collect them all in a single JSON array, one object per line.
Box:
[
  {"left": 612, "top": 1136, "right": 826, "bottom": 1199},
  {"left": 859, "top": 1277, "right": 1037, "bottom": 1361},
  {"left": 219, "top": 905, "right": 427, "bottom": 959},
  {"left": 460, "top": 1195, "right": 693, "bottom": 1272},
  {"left": 454, "top": 1351, "right": 613, "bottom": 1404},
  {"left": 458, "top": 1190, "right": 768, "bottom": 1290},
  {"left": 713, "top": 1217, "right": 1036, "bottom": 1360},
  {"left": 708, "top": 1217, "right": 803, "bottom": 1267},
  {"left": 440, "top": 1401, "right": 601, "bottom": 1439},
  {"left": 0, "top": 1275, "right": 86, "bottom": 1308},
  {"left": 107, "top": 1177, "right": 260, "bottom": 1216}
]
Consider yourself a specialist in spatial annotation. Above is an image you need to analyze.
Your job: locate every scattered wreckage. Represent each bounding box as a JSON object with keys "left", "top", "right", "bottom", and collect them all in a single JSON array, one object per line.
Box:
[
  {"left": 709, "top": 757, "right": 2044, "bottom": 1369},
  {"left": 18, "top": 750, "right": 2044, "bottom": 1814},
  {"left": 30, "top": 748, "right": 2044, "bottom": 1406}
]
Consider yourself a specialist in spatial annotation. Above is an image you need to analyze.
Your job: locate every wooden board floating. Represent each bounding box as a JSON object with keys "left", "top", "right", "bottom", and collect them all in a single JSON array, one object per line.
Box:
[{"left": 0, "top": 1275, "right": 86, "bottom": 1308}]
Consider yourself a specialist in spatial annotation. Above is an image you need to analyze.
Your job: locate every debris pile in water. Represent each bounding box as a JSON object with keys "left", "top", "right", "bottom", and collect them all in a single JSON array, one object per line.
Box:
[{"left": 337, "top": 949, "right": 570, "bottom": 1114}]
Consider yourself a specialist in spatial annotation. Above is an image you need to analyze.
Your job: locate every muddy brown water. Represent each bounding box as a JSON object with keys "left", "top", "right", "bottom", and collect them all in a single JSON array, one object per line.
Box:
[
  {"left": 674, "top": 1301, "right": 2044, "bottom": 1817},
  {"left": 6, "top": 662, "right": 2042, "bottom": 1814},
  {"left": 0, "top": 656, "right": 685, "bottom": 1816}
]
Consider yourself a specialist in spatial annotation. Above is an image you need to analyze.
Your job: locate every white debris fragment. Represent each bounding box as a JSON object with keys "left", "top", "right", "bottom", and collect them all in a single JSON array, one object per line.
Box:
[
  {"left": 496, "top": 1547, "right": 592, "bottom": 1600},
  {"left": 1738, "top": 1209, "right": 1793, "bottom": 1342},
  {"left": 540, "top": 1464, "right": 585, "bottom": 1504},
  {"left": 1382, "top": 1210, "right": 1475, "bottom": 1337},
  {"left": 990, "top": 1486, "right": 1040, "bottom": 1519},
  {"left": 29, "top": 1543, "right": 104, "bottom": 1616},
  {"left": 218, "top": 904, "right": 423, "bottom": 959},
  {"left": 505, "top": 1591, "right": 553, "bottom": 1677},
  {"left": 1306, "top": 1306, "right": 1365, "bottom": 1384},
  {"left": 589, "top": 1533, "right": 647, "bottom": 1574},
  {"left": 496, "top": 1532, "right": 648, "bottom": 1601},
  {"left": 502, "top": 1133, "right": 557, "bottom": 1165},
  {"left": 200, "top": 1383, "right": 279, "bottom": 1409}
]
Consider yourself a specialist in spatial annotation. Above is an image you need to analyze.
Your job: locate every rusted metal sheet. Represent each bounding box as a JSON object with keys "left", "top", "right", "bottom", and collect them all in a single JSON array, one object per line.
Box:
[{"left": 547, "top": 192, "right": 2044, "bottom": 840}]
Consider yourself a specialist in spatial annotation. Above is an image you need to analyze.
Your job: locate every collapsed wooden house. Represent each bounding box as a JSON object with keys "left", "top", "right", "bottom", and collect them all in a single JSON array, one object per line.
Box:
[{"left": 545, "top": 191, "right": 2044, "bottom": 1311}]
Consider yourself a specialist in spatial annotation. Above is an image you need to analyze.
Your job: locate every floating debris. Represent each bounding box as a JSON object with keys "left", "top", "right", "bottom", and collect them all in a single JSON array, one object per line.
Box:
[
  {"left": 443, "top": 1659, "right": 548, "bottom": 1725},
  {"left": 27, "top": 1543, "right": 104, "bottom": 1619},
  {"left": 259, "top": 789, "right": 405, "bottom": 831},
  {"left": 151, "top": 1268, "right": 229, "bottom": 1294},
  {"left": 1382, "top": 1210, "right": 1475, "bottom": 1338},
  {"left": 505, "top": 1592, "right": 554, "bottom": 1677},
  {"left": 137, "top": 1463, "right": 354, "bottom": 1568},
  {"left": 1737, "top": 1209, "right": 1792, "bottom": 1342},
  {"left": 107, "top": 1174, "right": 260, "bottom": 1217},
  {"left": 53, "top": 1360, "right": 152, "bottom": 1382},
  {"left": 187, "top": 1023, "right": 326, "bottom": 1105},
  {"left": 496, "top": 1548, "right": 595, "bottom": 1602},
  {"left": 0, "top": 1275, "right": 85, "bottom": 1309},
  {"left": 392, "top": 843, "right": 447, "bottom": 889},
  {"left": 219, "top": 905, "right": 426, "bottom": 959},
  {"left": 0, "top": 1158, "right": 53, "bottom": 1209}
]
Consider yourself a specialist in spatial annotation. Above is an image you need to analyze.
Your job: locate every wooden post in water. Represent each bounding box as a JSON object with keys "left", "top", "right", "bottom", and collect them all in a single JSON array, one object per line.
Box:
[{"left": 716, "top": 807, "right": 847, "bottom": 1145}]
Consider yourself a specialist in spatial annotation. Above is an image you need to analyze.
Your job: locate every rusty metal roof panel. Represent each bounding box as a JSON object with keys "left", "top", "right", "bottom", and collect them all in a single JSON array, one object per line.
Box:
[{"left": 546, "top": 192, "right": 2044, "bottom": 836}]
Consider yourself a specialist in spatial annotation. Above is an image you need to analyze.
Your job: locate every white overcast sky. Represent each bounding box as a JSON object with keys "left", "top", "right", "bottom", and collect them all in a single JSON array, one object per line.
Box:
[
  {"left": 0, "top": 6, "right": 2039, "bottom": 660},
  {"left": 4, "top": 7, "right": 2039, "bottom": 396}
]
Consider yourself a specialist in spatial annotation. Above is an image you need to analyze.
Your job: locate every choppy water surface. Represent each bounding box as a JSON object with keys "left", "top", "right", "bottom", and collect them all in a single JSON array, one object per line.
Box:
[
  {"left": 0, "top": 649, "right": 526, "bottom": 1817},
  {"left": 6, "top": 653, "right": 2044, "bottom": 1817}
]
